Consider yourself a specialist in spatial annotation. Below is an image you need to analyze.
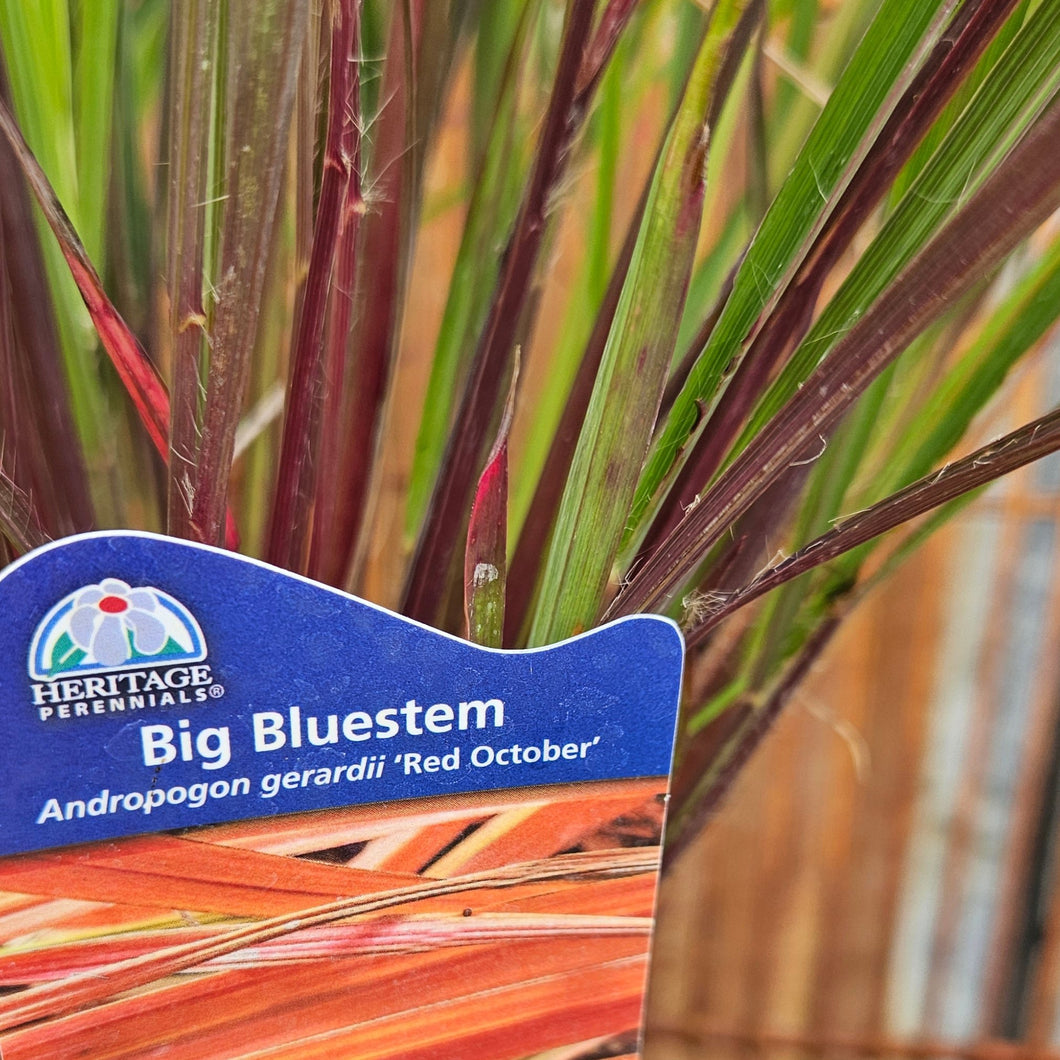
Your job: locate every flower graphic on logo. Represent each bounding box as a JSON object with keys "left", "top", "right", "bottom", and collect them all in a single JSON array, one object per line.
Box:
[
  {"left": 68, "top": 580, "right": 168, "bottom": 668},
  {"left": 28, "top": 579, "right": 207, "bottom": 680}
]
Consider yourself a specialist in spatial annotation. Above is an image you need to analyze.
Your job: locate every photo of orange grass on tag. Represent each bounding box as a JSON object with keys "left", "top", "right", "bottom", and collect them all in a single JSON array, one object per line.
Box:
[{"left": 0, "top": 781, "right": 667, "bottom": 1060}]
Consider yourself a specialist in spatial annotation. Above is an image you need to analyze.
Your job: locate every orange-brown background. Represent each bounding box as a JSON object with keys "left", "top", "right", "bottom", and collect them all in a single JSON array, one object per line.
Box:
[{"left": 646, "top": 353, "right": 1060, "bottom": 1058}]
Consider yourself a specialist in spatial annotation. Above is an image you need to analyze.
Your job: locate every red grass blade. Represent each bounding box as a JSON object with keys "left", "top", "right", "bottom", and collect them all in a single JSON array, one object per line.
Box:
[
  {"left": 0, "top": 94, "right": 246, "bottom": 550},
  {"left": 0, "top": 75, "right": 92, "bottom": 536},
  {"left": 464, "top": 363, "right": 516, "bottom": 646},
  {"left": 0, "top": 97, "right": 169, "bottom": 456}
]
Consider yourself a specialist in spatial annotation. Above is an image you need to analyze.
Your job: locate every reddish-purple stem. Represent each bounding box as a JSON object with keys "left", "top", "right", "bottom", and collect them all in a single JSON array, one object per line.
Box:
[
  {"left": 309, "top": 4, "right": 412, "bottom": 587},
  {"left": 166, "top": 0, "right": 215, "bottom": 540},
  {"left": 307, "top": 18, "right": 364, "bottom": 586},
  {"left": 686, "top": 406, "right": 1060, "bottom": 647},
  {"left": 577, "top": 0, "right": 638, "bottom": 97},
  {"left": 267, "top": 0, "right": 361, "bottom": 573},
  {"left": 402, "top": 0, "right": 597, "bottom": 626},
  {"left": 189, "top": 0, "right": 307, "bottom": 549}
]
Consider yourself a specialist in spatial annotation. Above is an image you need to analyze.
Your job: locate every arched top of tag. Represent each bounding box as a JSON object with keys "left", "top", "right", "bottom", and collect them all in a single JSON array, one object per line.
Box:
[{"left": 0, "top": 532, "right": 684, "bottom": 857}]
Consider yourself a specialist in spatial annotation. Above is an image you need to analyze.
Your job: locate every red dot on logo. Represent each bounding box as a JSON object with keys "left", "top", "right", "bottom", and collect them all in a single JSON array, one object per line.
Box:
[{"left": 98, "top": 595, "right": 128, "bottom": 614}]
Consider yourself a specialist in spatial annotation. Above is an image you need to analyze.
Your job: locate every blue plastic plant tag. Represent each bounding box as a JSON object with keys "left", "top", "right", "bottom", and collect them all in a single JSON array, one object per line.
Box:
[
  {"left": 0, "top": 531, "right": 683, "bottom": 855},
  {"left": 0, "top": 532, "right": 684, "bottom": 1057}
]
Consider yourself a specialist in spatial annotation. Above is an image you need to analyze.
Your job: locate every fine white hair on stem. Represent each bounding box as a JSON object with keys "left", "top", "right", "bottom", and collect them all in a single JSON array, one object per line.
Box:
[
  {"left": 789, "top": 433, "right": 827, "bottom": 467},
  {"left": 681, "top": 589, "right": 735, "bottom": 628}
]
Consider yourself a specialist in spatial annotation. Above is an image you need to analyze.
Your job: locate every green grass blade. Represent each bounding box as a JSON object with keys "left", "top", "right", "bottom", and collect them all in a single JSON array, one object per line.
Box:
[
  {"left": 190, "top": 0, "right": 308, "bottom": 547},
  {"left": 528, "top": 0, "right": 752, "bottom": 646},
  {"left": 402, "top": 0, "right": 597, "bottom": 626},
  {"left": 887, "top": 233, "right": 1060, "bottom": 489},
  {"left": 509, "top": 28, "right": 628, "bottom": 543},
  {"left": 608, "top": 93, "right": 1060, "bottom": 618},
  {"left": 0, "top": 1, "right": 78, "bottom": 227},
  {"left": 888, "top": 0, "right": 1029, "bottom": 205},
  {"left": 628, "top": 0, "right": 957, "bottom": 535},
  {"left": 765, "top": 0, "right": 877, "bottom": 185},
  {"left": 0, "top": 106, "right": 93, "bottom": 536},
  {"left": 505, "top": 190, "right": 645, "bottom": 646},
  {"left": 470, "top": 0, "right": 525, "bottom": 169},
  {"left": 0, "top": 0, "right": 106, "bottom": 459},
  {"left": 107, "top": 0, "right": 165, "bottom": 336},
  {"left": 72, "top": 0, "right": 118, "bottom": 266},
  {"left": 0, "top": 96, "right": 170, "bottom": 456},
  {"left": 769, "top": 0, "right": 820, "bottom": 122},
  {"left": 641, "top": 0, "right": 1024, "bottom": 563},
  {"left": 738, "top": 0, "right": 1060, "bottom": 454}
]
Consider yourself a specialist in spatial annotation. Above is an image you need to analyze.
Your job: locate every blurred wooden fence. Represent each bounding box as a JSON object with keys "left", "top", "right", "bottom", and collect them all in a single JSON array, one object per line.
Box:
[{"left": 645, "top": 344, "right": 1060, "bottom": 1058}]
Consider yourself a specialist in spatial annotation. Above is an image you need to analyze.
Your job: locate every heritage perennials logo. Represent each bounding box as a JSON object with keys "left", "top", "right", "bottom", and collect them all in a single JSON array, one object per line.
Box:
[{"left": 28, "top": 579, "right": 218, "bottom": 721}]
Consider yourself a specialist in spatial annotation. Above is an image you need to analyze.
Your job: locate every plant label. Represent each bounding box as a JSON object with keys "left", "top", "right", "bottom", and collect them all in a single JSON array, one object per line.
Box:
[{"left": 0, "top": 532, "right": 683, "bottom": 1057}]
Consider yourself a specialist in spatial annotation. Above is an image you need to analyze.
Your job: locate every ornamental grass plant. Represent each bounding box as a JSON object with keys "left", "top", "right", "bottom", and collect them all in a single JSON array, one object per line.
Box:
[{"left": 1, "top": 0, "right": 1060, "bottom": 1055}]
